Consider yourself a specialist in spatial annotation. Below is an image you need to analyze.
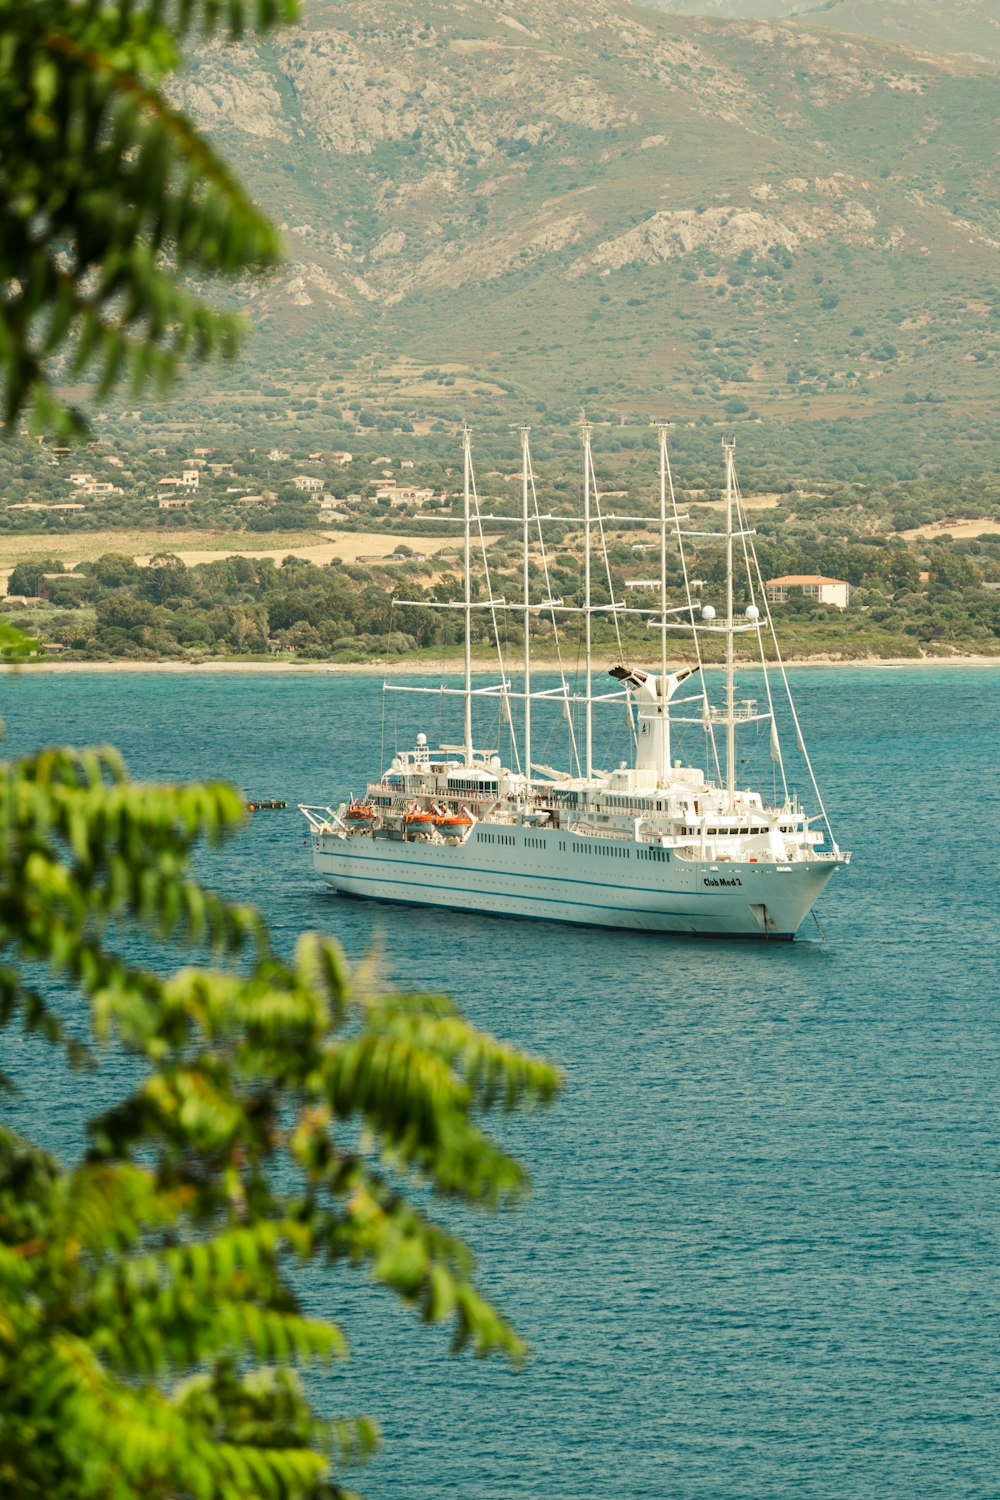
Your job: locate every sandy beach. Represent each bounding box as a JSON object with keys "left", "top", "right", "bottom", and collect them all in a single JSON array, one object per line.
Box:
[{"left": 4, "top": 653, "right": 998, "bottom": 675}]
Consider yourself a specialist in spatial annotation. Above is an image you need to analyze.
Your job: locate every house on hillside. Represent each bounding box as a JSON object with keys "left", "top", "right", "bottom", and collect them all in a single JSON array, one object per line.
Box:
[
  {"left": 395, "top": 487, "right": 434, "bottom": 505},
  {"left": 765, "top": 575, "right": 851, "bottom": 610},
  {"left": 158, "top": 495, "right": 194, "bottom": 510},
  {"left": 79, "top": 481, "right": 123, "bottom": 496},
  {"left": 332, "top": 451, "right": 353, "bottom": 465},
  {"left": 293, "top": 475, "right": 323, "bottom": 492},
  {"left": 158, "top": 470, "right": 199, "bottom": 493},
  {"left": 9, "top": 502, "right": 85, "bottom": 512}
]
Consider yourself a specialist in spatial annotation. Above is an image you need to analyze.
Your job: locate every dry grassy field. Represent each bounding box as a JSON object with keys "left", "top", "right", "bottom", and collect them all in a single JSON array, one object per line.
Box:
[
  {"left": 0, "top": 528, "right": 473, "bottom": 584},
  {"left": 897, "top": 517, "right": 1000, "bottom": 541}
]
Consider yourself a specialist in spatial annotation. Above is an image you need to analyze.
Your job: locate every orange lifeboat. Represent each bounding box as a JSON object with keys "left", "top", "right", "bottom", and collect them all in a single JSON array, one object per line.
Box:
[
  {"left": 434, "top": 812, "right": 473, "bottom": 830},
  {"left": 404, "top": 809, "right": 437, "bottom": 826},
  {"left": 345, "top": 800, "right": 376, "bottom": 821}
]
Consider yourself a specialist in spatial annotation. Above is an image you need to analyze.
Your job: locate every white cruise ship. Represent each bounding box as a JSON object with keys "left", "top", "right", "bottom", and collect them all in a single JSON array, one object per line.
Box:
[{"left": 301, "top": 424, "right": 849, "bottom": 939}]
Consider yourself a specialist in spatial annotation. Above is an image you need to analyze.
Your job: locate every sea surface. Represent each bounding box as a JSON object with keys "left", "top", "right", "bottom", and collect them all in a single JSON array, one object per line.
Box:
[{"left": 2, "top": 666, "right": 998, "bottom": 1499}]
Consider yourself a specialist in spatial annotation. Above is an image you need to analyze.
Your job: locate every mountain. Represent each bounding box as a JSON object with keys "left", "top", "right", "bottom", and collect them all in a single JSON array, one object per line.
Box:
[
  {"left": 642, "top": 1, "right": 1000, "bottom": 65},
  {"left": 153, "top": 0, "right": 999, "bottom": 479}
]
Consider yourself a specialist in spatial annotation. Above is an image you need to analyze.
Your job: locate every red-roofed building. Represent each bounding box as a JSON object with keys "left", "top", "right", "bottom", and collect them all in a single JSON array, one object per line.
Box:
[{"left": 765, "top": 575, "right": 851, "bottom": 610}]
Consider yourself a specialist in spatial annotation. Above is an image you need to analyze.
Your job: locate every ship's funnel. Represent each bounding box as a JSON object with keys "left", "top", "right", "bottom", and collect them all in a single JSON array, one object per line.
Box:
[
  {"left": 609, "top": 664, "right": 698, "bottom": 700},
  {"left": 609, "top": 665, "right": 699, "bottom": 782}
]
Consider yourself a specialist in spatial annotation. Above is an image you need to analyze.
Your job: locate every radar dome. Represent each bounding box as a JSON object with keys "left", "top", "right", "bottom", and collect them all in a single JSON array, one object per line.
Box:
[
  {"left": 416, "top": 732, "right": 428, "bottom": 746},
  {"left": 746, "top": 604, "right": 761, "bottom": 621},
  {"left": 702, "top": 604, "right": 716, "bottom": 621}
]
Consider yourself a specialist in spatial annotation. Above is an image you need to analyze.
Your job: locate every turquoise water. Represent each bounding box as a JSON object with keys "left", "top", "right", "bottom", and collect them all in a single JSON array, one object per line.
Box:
[{"left": 2, "top": 667, "right": 998, "bottom": 1498}]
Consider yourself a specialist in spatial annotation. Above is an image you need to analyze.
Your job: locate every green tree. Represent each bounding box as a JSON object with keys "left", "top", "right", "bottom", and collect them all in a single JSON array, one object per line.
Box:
[
  {"left": 0, "top": 0, "right": 293, "bottom": 436},
  {"left": 0, "top": 741, "right": 560, "bottom": 1498},
  {"left": 7, "top": 557, "right": 65, "bottom": 596},
  {"left": 0, "top": 7, "right": 562, "bottom": 1493}
]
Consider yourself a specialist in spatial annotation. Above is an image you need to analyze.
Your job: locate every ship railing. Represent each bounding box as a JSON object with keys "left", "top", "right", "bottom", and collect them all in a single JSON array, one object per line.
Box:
[
  {"left": 705, "top": 703, "right": 768, "bottom": 724},
  {"left": 572, "top": 826, "right": 633, "bottom": 843}
]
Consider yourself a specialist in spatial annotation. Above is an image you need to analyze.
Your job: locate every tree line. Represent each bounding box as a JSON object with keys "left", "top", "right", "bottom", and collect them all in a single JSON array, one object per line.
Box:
[{"left": 7, "top": 532, "right": 998, "bottom": 663}]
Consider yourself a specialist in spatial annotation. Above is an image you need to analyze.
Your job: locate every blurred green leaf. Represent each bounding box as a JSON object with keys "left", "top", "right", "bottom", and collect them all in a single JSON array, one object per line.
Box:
[{"left": 0, "top": 744, "right": 561, "bottom": 1497}]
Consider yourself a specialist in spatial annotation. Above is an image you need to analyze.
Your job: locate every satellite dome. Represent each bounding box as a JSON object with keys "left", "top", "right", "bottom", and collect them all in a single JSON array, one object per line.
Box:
[
  {"left": 416, "top": 732, "right": 428, "bottom": 746},
  {"left": 746, "top": 604, "right": 760, "bottom": 621},
  {"left": 702, "top": 604, "right": 716, "bottom": 621}
]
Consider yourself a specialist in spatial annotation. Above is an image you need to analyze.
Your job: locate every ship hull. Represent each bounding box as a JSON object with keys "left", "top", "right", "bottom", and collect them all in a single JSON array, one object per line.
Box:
[{"left": 310, "top": 826, "right": 839, "bottom": 939}]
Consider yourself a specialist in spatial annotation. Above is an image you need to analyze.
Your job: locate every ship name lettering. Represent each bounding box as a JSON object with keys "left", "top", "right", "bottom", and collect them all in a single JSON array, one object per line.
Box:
[{"left": 703, "top": 876, "right": 742, "bottom": 887}]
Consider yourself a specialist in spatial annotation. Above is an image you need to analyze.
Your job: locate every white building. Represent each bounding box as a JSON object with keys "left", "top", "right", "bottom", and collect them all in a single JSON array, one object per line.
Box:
[
  {"left": 158, "top": 470, "right": 199, "bottom": 493},
  {"left": 765, "top": 575, "right": 851, "bottom": 610},
  {"left": 293, "top": 475, "right": 323, "bottom": 492}
]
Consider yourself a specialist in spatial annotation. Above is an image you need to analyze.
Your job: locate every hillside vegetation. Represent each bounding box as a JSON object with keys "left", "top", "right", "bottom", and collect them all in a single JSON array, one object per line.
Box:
[
  {"left": 6, "top": 452, "right": 997, "bottom": 661},
  {"left": 90, "top": 0, "right": 1000, "bottom": 482},
  {"left": 644, "top": 0, "right": 1000, "bottom": 64}
]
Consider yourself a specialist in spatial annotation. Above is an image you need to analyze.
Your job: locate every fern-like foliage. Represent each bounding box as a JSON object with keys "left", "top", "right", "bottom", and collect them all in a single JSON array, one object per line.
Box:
[
  {"left": 0, "top": 743, "right": 561, "bottom": 1497},
  {"left": 0, "top": 0, "right": 297, "bottom": 437}
]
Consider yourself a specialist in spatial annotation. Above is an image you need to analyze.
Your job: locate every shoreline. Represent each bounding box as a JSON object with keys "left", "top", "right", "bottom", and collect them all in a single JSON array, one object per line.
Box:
[{"left": 4, "top": 653, "right": 998, "bottom": 675}]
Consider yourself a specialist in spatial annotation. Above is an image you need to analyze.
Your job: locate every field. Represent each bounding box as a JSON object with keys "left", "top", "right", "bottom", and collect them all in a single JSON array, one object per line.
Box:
[
  {"left": 896, "top": 518, "right": 1000, "bottom": 541},
  {"left": 0, "top": 528, "right": 471, "bottom": 587}
]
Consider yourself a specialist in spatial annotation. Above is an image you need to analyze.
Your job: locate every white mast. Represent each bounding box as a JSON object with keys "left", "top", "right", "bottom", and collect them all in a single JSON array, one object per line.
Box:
[
  {"left": 657, "top": 424, "right": 670, "bottom": 788},
  {"left": 724, "top": 439, "right": 737, "bottom": 809},
  {"left": 521, "top": 425, "right": 532, "bottom": 790},
  {"left": 462, "top": 423, "right": 473, "bottom": 766},
  {"left": 582, "top": 417, "right": 593, "bottom": 782}
]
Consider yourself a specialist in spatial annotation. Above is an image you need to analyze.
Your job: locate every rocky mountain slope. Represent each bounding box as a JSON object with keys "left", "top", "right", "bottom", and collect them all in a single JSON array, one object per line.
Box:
[
  {"left": 644, "top": 0, "right": 1000, "bottom": 64},
  {"left": 157, "top": 0, "right": 998, "bottom": 475}
]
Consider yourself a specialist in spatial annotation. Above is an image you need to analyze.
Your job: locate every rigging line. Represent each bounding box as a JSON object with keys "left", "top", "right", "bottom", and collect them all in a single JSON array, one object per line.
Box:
[
  {"left": 380, "top": 598, "right": 393, "bottom": 774},
  {"left": 732, "top": 477, "right": 789, "bottom": 803},
  {"left": 470, "top": 452, "right": 521, "bottom": 776},
  {"left": 664, "top": 434, "right": 722, "bottom": 783},
  {"left": 501, "top": 577, "right": 518, "bottom": 767},
  {"left": 528, "top": 455, "right": 582, "bottom": 778},
  {"left": 588, "top": 444, "right": 636, "bottom": 749},
  {"left": 739, "top": 474, "right": 838, "bottom": 849}
]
